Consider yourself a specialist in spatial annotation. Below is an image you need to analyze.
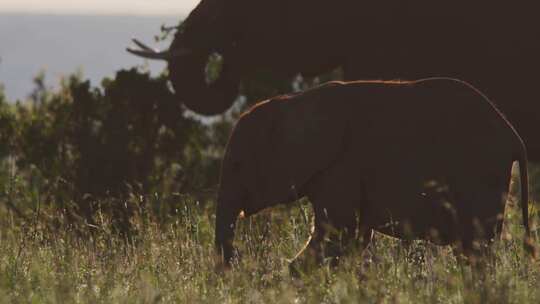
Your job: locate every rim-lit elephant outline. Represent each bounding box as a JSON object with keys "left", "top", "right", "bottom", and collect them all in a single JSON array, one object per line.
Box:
[{"left": 214, "top": 78, "right": 531, "bottom": 266}]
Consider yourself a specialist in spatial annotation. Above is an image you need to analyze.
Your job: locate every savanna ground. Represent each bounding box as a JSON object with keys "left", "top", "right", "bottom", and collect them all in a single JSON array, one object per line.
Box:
[{"left": 1, "top": 166, "right": 539, "bottom": 303}]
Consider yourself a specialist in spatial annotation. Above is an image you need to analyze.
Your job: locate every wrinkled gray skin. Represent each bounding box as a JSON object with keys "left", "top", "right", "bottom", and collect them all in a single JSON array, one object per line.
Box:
[
  {"left": 215, "top": 78, "right": 530, "bottom": 267},
  {"left": 128, "top": 1, "right": 540, "bottom": 160}
]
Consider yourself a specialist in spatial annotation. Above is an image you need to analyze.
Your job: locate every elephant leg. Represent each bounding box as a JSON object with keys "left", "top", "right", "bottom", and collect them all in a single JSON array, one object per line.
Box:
[
  {"left": 288, "top": 211, "right": 326, "bottom": 276},
  {"left": 289, "top": 209, "right": 336, "bottom": 272},
  {"left": 312, "top": 205, "right": 364, "bottom": 266},
  {"left": 451, "top": 173, "right": 509, "bottom": 260},
  {"left": 289, "top": 204, "right": 361, "bottom": 275},
  {"left": 290, "top": 158, "right": 368, "bottom": 273}
]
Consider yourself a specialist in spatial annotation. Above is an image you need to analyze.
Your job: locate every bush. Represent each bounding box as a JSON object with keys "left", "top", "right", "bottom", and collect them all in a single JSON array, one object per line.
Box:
[{"left": 0, "top": 69, "right": 227, "bottom": 230}]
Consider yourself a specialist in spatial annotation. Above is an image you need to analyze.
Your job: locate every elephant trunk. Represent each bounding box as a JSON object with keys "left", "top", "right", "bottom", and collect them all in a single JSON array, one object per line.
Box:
[
  {"left": 168, "top": 51, "right": 239, "bottom": 116},
  {"left": 214, "top": 197, "right": 241, "bottom": 265}
]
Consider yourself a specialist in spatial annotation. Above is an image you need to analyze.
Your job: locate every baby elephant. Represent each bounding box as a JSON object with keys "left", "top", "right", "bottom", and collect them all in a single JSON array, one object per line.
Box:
[{"left": 215, "top": 78, "right": 530, "bottom": 267}]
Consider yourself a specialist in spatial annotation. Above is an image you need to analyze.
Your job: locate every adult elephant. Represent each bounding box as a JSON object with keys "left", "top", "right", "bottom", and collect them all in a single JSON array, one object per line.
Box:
[
  {"left": 128, "top": 0, "right": 540, "bottom": 159},
  {"left": 215, "top": 78, "right": 531, "bottom": 267}
]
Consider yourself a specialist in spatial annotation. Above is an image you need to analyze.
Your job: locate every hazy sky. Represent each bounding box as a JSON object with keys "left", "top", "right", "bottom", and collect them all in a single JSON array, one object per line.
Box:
[{"left": 0, "top": 0, "right": 200, "bottom": 15}]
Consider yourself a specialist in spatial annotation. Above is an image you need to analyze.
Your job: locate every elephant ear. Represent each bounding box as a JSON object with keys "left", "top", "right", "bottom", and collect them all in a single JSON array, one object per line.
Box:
[{"left": 247, "top": 83, "right": 349, "bottom": 214}]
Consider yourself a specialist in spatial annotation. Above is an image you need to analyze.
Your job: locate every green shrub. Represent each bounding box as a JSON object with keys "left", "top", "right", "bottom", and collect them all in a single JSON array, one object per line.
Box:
[{"left": 1, "top": 69, "right": 227, "bottom": 230}]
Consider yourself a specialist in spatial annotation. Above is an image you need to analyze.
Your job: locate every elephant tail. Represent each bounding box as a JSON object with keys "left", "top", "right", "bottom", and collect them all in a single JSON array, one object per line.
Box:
[
  {"left": 449, "top": 77, "right": 533, "bottom": 253},
  {"left": 517, "top": 149, "right": 530, "bottom": 236},
  {"left": 514, "top": 136, "right": 534, "bottom": 255}
]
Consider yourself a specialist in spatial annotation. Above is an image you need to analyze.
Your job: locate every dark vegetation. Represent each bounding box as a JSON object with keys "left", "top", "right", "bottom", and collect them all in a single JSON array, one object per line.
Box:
[
  {"left": 0, "top": 69, "right": 215, "bottom": 230},
  {"left": 0, "top": 58, "right": 316, "bottom": 234}
]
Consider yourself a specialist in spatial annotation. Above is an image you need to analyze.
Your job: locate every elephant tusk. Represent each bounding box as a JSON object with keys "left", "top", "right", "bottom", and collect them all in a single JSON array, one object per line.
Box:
[
  {"left": 132, "top": 38, "right": 157, "bottom": 52},
  {"left": 126, "top": 38, "right": 170, "bottom": 60},
  {"left": 127, "top": 38, "right": 193, "bottom": 60},
  {"left": 126, "top": 47, "right": 171, "bottom": 60}
]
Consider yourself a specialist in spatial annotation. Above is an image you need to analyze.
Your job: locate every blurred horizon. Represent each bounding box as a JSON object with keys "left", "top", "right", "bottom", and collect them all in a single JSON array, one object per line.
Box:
[
  {"left": 0, "top": 12, "right": 184, "bottom": 101},
  {"left": 0, "top": 1, "right": 199, "bottom": 101},
  {"left": 0, "top": 0, "right": 198, "bottom": 16}
]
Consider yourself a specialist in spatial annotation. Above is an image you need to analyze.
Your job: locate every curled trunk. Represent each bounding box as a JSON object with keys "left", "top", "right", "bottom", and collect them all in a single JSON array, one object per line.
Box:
[{"left": 168, "top": 52, "right": 239, "bottom": 115}]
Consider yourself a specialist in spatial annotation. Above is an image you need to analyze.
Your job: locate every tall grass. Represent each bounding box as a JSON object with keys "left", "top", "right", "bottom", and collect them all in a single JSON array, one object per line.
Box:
[
  {"left": 0, "top": 165, "right": 537, "bottom": 303},
  {"left": 1, "top": 180, "right": 538, "bottom": 304}
]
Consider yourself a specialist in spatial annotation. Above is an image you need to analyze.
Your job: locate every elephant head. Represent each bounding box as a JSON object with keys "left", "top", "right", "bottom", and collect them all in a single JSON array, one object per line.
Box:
[
  {"left": 127, "top": 0, "right": 241, "bottom": 115},
  {"left": 215, "top": 82, "right": 348, "bottom": 264}
]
